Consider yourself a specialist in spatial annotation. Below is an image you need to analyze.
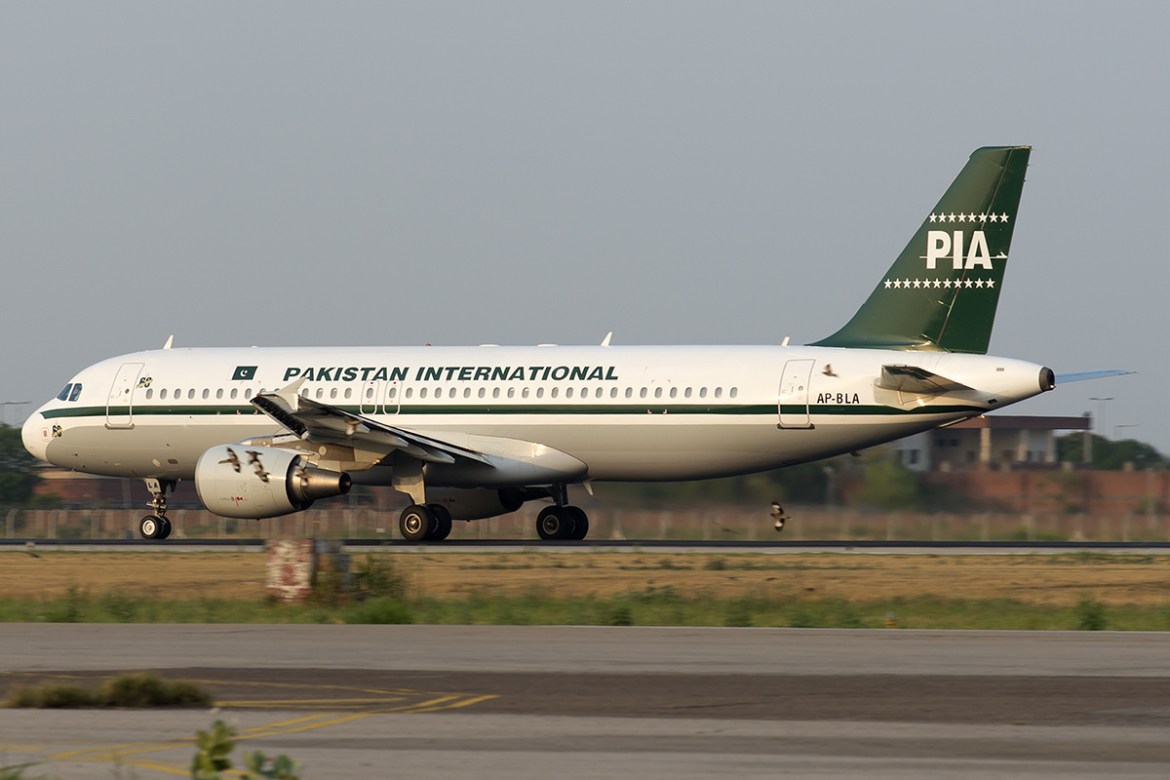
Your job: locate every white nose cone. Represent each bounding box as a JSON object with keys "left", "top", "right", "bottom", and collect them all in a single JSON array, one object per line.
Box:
[{"left": 21, "top": 412, "right": 48, "bottom": 463}]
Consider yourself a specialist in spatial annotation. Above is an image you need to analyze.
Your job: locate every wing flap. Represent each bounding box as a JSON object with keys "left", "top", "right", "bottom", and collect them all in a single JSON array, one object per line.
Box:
[{"left": 251, "top": 385, "right": 487, "bottom": 465}]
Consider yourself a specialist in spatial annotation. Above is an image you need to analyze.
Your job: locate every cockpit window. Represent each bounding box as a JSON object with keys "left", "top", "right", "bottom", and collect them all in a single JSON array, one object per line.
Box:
[
  {"left": 56, "top": 384, "right": 73, "bottom": 401},
  {"left": 68, "top": 384, "right": 83, "bottom": 402}
]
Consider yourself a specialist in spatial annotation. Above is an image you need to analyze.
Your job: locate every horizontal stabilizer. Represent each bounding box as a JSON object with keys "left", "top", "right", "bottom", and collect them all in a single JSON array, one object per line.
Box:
[
  {"left": 1054, "top": 369, "right": 1135, "bottom": 384},
  {"left": 879, "top": 364, "right": 974, "bottom": 394}
]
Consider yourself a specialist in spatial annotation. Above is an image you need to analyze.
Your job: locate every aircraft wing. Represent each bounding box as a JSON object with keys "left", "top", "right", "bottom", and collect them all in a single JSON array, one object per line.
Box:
[
  {"left": 878, "top": 364, "right": 975, "bottom": 395},
  {"left": 250, "top": 382, "right": 489, "bottom": 466}
]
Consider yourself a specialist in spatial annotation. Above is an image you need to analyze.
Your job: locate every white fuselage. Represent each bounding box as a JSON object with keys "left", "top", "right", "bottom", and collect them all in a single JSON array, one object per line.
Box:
[{"left": 22, "top": 344, "right": 1051, "bottom": 486}]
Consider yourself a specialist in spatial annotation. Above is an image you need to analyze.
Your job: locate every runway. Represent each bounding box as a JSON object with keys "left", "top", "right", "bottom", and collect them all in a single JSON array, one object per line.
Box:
[{"left": 3, "top": 626, "right": 1170, "bottom": 778}]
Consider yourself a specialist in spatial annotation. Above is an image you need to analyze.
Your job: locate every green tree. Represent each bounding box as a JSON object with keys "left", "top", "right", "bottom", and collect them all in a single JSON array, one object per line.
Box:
[
  {"left": 1056, "top": 433, "right": 1167, "bottom": 470},
  {"left": 0, "top": 424, "right": 41, "bottom": 505},
  {"left": 854, "top": 455, "right": 921, "bottom": 509}
]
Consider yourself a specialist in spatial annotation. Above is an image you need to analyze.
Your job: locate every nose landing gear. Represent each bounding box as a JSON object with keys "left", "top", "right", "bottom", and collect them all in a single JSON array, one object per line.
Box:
[{"left": 140, "top": 478, "right": 176, "bottom": 540}]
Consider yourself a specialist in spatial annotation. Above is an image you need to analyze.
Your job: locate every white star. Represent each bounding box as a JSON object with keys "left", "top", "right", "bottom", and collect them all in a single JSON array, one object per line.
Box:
[
  {"left": 986, "top": 279, "right": 996, "bottom": 288},
  {"left": 1000, "top": 213, "right": 1009, "bottom": 222},
  {"left": 988, "top": 213, "right": 999, "bottom": 223},
  {"left": 884, "top": 279, "right": 892, "bottom": 289},
  {"left": 892, "top": 279, "right": 901, "bottom": 289},
  {"left": 933, "top": 279, "right": 942, "bottom": 288},
  {"left": 978, "top": 213, "right": 987, "bottom": 223},
  {"left": 975, "top": 279, "right": 985, "bottom": 288},
  {"left": 928, "top": 213, "right": 937, "bottom": 223},
  {"left": 912, "top": 279, "right": 921, "bottom": 289},
  {"left": 963, "top": 279, "right": 973, "bottom": 288},
  {"left": 943, "top": 279, "right": 953, "bottom": 288},
  {"left": 948, "top": 213, "right": 957, "bottom": 222}
]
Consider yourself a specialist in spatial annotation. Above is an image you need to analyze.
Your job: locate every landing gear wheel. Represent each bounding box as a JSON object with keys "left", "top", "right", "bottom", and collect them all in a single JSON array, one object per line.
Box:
[
  {"left": 139, "top": 515, "right": 163, "bottom": 540},
  {"left": 536, "top": 506, "right": 575, "bottom": 541},
  {"left": 399, "top": 504, "right": 434, "bottom": 542},
  {"left": 565, "top": 506, "right": 589, "bottom": 540},
  {"left": 426, "top": 504, "right": 453, "bottom": 541},
  {"left": 141, "top": 478, "right": 176, "bottom": 542}
]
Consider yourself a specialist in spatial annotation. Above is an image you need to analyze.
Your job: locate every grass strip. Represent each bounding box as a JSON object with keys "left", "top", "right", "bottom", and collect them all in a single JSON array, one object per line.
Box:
[
  {"left": 0, "top": 588, "right": 1167, "bottom": 631},
  {"left": 5, "top": 672, "right": 212, "bottom": 708}
]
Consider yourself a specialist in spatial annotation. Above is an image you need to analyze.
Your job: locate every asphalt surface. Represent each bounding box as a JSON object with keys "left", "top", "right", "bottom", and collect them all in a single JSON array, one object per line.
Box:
[{"left": 2, "top": 626, "right": 1170, "bottom": 778}]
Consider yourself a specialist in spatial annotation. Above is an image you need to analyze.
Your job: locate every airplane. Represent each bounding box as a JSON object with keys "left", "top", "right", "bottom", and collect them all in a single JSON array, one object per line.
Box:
[{"left": 21, "top": 146, "right": 1105, "bottom": 542}]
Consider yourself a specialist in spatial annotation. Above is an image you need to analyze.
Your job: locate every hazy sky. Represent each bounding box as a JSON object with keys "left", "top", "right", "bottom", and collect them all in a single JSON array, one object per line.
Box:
[{"left": 0, "top": 2, "right": 1160, "bottom": 448}]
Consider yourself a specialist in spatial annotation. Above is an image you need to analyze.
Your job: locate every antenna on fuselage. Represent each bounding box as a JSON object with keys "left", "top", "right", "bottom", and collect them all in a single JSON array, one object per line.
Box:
[
  {"left": 162, "top": 335, "right": 174, "bottom": 350},
  {"left": 601, "top": 332, "right": 613, "bottom": 347}
]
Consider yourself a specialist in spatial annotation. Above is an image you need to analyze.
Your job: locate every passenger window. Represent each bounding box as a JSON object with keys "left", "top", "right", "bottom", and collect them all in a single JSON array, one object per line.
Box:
[
  {"left": 714, "top": 387, "right": 723, "bottom": 399},
  {"left": 669, "top": 387, "right": 678, "bottom": 399},
  {"left": 420, "top": 388, "right": 429, "bottom": 399},
  {"left": 610, "top": 387, "right": 618, "bottom": 399},
  {"left": 405, "top": 388, "right": 413, "bottom": 399},
  {"left": 244, "top": 389, "right": 254, "bottom": 399},
  {"left": 389, "top": 387, "right": 397, "bottom": 399},
  {"left": 699, "top": 387, "right": 708, "bottom": 398},
  {"left": 160, "top": 389, "right": 168, "bottom": 400},
  {"left": 344, "top": 388, "right": 353, "bottom": 400},
  {"left": 536, "top": 388, "right": 544, "bottom": 399},
  {"left": 478, "top": 387, "right": 486, "bottom": 399},
  {"left": 202, "top": 389, "right": 209, "bottom": 400},
  {"left": 146, "top": 389, "right": 154, "bottom": 399},
  {"left": 230, "top": 389, "right": 238, "bottom": 400},
  {"left": 730, "top": 387, "right": 738, "bottom": 399},
  {"left": 685, "top": 387, "right": 693, "bottom": 399},
  {"left": 507, "top": 388, "right": 515, "bottom": 399},
  {"left": 654, "top": 387, "right": 663, "bottom": 399},
  {"left": 566, "top": 388, "right": 574, "bottom": 399},
  {"left": 330, "top": 388, "right": 338, "bottom": 399},
  {"left": 316, "top": 388, "right": 324, "bottom": 399},
  {"left": 522, "top": 387, "right": 530, "bottom": 399},
  {"left": 551, "top": 387, "right": 559, "bottom": 399},
  {"left": 464, "top": 387, "right": 472, "bottom": 399},
  {"left": 173, "top": 389, "right": 180, "bottom": 399},
  {"left": 625, "top": 387, "right": 633, "bottom": 399},
  {"left": 216, "top": 389, "right": 224, "bottom": 400},
  {"left": 365, "top": 387, "right": 374, "bottom": 399},
  {"left": 57, "top": 384, "right": 73, "bottom": 401},
  {"left": 186, "top": 389, "right": 194, "bottom": 400},
  {"left": 492, "top": 387, "right": 500, "bottom": 399},
  {"left": 639, "top": 388, "right": 648, "bottom": 399}
]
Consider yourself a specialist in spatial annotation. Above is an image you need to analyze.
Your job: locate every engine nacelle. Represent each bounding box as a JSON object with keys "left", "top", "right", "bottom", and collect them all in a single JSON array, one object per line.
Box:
[
  {"left": 427, "top": 487, "right": 535, "bottom": 520},
  {"left": 195, "top": 445, "right": 351, "bottom": 519}
]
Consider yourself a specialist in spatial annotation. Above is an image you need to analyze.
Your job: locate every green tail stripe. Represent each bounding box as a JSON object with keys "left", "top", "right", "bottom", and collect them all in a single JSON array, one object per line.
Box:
[{"left": 812, "top": 146, "right": 1030, "bottom": 355}]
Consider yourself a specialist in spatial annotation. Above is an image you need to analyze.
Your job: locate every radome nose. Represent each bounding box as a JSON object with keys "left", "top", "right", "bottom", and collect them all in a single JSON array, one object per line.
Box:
[{"left": 22, "top": 412, "right": 48, "bottom": 462}]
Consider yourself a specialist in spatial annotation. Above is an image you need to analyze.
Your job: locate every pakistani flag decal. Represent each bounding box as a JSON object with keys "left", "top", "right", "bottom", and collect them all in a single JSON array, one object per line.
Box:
[{"left": 232, "top": 366, "right": 258, "bottom": 381}]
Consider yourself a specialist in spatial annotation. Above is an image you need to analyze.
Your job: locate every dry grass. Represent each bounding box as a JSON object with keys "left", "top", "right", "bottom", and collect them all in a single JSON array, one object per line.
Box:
[{"left": 2, "top": 549, "right": 1169, "bottom": 607}]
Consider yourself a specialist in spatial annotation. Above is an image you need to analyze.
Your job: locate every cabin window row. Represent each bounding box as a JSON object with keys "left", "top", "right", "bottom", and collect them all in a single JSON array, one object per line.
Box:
[{"left": 142, "top": 385, "right": 738, "bottom": 402}]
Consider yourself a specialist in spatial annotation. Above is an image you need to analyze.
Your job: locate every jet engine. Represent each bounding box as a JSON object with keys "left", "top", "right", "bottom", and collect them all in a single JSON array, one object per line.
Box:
[{"left": 194, "top": 444, "right": 351, "bottom": 519}]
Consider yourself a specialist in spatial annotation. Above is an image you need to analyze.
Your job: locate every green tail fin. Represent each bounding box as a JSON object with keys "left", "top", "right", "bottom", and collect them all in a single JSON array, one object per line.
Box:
[{"left": 811, "top": 146, "right": 1031, "bottom": 354}]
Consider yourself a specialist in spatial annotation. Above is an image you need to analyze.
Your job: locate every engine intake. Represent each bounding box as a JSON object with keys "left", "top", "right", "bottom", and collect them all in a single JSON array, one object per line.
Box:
[{"left": 195, "top": 444, "right": 351, "bottom": 519}]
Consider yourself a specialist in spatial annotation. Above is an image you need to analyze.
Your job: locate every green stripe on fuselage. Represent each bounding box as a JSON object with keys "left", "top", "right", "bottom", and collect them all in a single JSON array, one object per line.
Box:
[{"left": 43, "top": 403, "right": 986, "bottom": 420}]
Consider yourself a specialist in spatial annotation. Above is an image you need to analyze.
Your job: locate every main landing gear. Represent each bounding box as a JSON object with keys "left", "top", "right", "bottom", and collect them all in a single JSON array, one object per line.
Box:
[
  {"left": 536, "top": 505, "right": 589, "bottom": 540},
  {"left": 399, "top": 503, "right": 453, "bottom": 542},
  {"left": 139, "top": 478, "right": 175, "bottom": 540}
]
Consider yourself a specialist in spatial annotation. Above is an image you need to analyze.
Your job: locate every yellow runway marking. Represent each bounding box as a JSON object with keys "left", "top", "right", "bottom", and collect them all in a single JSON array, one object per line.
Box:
[{"left": 17, "top": 679, "right": 498, "bottom": 779}]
